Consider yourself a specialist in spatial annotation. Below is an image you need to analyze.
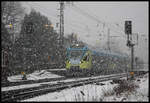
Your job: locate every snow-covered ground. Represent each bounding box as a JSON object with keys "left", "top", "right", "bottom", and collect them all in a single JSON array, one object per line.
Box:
[
  {"left": 103, "top": 73, "right": 149, "bottom": 101},
  {"left": 1, "top": 81, "right": 58, "bottom": 92},
  {"left": 7, "top": 69, "right": 64, "bottom": 82},
  {"left": 23, "top": 73, "right": 149, "bottom": 102},
  {"left": 1, "top": 72, "right": 119, "bottom": 91},
  {"left": 2, "top": 73, "right": 124, "bottom": 92},
  {"left": 23, "top": 80, "right": 116, "bottom": 101}
]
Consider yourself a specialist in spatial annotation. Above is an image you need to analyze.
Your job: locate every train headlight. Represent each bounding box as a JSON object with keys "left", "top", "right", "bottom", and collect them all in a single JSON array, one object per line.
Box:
[
  {"left": 80, "top": 61, "right": 83, "bottom": 64},
  {"left": 76, "top": 44, "right": 79, "bottom": 46}
]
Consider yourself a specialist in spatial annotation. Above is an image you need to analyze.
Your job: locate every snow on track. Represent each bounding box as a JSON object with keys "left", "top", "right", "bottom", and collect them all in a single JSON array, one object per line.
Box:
[
  {"left": 2, "top": 73, "right": 124, "bottom": 92},
  {"left": 7, "top": 69, "right": 64, "bottom": 82},
  {"left": 23, "top": 80, "right": 116, "bottom": 101},
  {"left": 2, "top": 81, "right": 56, "bottom": 91},
  {"left": 23, "top": 73, "right": 149, "bottom": 101}
]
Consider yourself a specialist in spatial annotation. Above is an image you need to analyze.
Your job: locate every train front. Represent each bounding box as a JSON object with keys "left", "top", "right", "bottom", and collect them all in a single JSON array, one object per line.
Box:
[{"left": 65, "top": 44, "right": 92, "bottom": 73}]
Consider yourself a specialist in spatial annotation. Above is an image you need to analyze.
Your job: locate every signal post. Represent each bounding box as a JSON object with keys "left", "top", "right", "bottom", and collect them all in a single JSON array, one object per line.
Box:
[{"left": 125, "top": 21, "right": 135, "bottom": 80}]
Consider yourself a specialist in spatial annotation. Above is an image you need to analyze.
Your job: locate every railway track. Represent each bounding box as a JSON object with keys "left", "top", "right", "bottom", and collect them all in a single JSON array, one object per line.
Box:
[
  {"left": 2, "top": 69, "right": 66, "bottom": 87},
  {"left": 2, "top": 77, "right": 66, "bottom": 87},
  {"left": 2, "top": 68, "right": 94, "bottom": 87},
  {"left": 2, "top": 73, "right": 127, "bottom": 102}
]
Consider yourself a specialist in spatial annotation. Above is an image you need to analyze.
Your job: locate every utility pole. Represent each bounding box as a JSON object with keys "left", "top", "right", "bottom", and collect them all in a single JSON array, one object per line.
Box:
[
  {"left": 107, "top": 28, "right": 111, "bottom": 52},
  {"left": 59, "top": 1, "right": 64, "bottom": 47},
  {"left": 125, "top": 21, "right": 135, "bottom": 79},
  {"left": 130, "top": 34, "right": 135, "bottom": 79},
  {"left": 59, "top": 1, "right": 65, "bottom": 68}
]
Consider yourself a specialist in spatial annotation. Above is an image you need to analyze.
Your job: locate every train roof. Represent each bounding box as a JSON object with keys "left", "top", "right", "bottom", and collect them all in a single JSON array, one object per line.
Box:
[
  {"left": 67, "top": 46, "right": 88, "bottom": 51},
  {"left": 92, "top": 50, "right": 128, "bottom": 58},
  {"left": 67, "top": 45, "right": 129, "bottom": 59}
]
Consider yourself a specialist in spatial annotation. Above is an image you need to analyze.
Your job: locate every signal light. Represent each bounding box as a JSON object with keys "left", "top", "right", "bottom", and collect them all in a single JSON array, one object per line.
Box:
[
  {"left": 45, "top": 24, "right": 53, "bottom": 28},
  {"left": 45, "top": 24, "right": 49, "bottom": 27},
  {"left": 125, "top": 21, "right": 132, "bottom": 34},
  {"left": 21, "top": 72, "right": 25, "bottom": 75},
  {"left": 76, "top": 44, "right": 79, "bottom": 46},
  {"left": 9, "top": 24, "right": 13, "bottom": 28},
  {"left": 50, "top": 24, "right": 54, "bottom": 28},
  {"left": 48, "top": 56, "right": 50, "bottom": 60},
  {"left": 130, "top": 72, "right": 134, "bottom": 75}
]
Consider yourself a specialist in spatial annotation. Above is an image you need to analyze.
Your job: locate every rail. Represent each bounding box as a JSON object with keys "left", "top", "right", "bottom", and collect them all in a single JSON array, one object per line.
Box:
[{"left": 2, "top": 73, "right": 127, "bottom": 102}]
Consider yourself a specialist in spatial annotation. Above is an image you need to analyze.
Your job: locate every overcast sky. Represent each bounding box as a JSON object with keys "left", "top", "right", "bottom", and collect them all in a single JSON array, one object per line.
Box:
[{"left": 22, "top": 1, "right": 148, "bottom": 64}]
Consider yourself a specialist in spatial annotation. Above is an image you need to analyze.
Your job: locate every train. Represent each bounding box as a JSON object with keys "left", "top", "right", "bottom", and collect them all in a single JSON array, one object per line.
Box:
[
  {"left": 66, "top": 44, "right": 92, "bottom": 75},
  {"left": 65, "top": 43, "right": 131, "bottom": 76}
]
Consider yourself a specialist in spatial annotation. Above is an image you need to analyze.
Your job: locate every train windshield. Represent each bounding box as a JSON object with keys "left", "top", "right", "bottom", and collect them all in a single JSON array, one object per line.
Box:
[{"left": 69, "top": 50, "right": 83, "bottom": 59}]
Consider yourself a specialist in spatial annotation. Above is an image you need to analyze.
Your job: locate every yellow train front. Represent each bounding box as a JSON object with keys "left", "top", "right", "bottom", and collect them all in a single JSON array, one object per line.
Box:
[{"left": 65, "top": 44, "right": 92, "bottom": 76}]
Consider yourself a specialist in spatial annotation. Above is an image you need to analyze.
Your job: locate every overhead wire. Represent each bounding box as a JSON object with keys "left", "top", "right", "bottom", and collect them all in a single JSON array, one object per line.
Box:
[
  {"left": 27, "top": 2, "right": 92, "bottom": 35},
  {"left": 70, "top": 3, "right": 126, "bottom": 38},
  {"left": 65, "top": 20, "right": 87, "bottom": 30},
  {"left": 26, "top": 2, "right": 126, "bottom": 39},
  {"left": 65, "top": 23, "right": 88, "bottom": 34},
  {"left": 72, "top": 4, "right": 104, "bottom": 24},
  {"left": 68, "top": 5, "right": 105, "bottom": 37},
  {"left": 66, "top": 21, "right": 97, "bottom": 36},
  {"left": 27, "top": 2, "right": 99, "bottom": 37},
  {"left": 25, "top": 2, "right": 85, "bottom": 36}
]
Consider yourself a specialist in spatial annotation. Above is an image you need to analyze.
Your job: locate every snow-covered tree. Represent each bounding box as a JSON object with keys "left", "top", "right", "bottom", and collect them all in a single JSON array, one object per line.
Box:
[
  {"left": 13, "top": 9, "right": 61, "bottom": 73},
  {"left": 1, "top": 22, "right": 12, "bottom": 80},
  {"left": 1, "top": 2, "right": 25, "bottom": 41}
]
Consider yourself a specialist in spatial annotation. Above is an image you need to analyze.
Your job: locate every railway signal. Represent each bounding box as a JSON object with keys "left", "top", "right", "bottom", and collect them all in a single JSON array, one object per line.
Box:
[
  {"left": 126, "top": 40, "right": 131, "bottom": 47},
  {"left": 125, "top": 21, "right": 132, "bottom": 34},
  {"left": 45, "top": 24, "right": 54, "bottom": 29},
  {"left": 125, "top": 20, "right": 135, "bottom": 80},
  {"left": 8, "top": 24, "right": 13, "bottom": 28}
]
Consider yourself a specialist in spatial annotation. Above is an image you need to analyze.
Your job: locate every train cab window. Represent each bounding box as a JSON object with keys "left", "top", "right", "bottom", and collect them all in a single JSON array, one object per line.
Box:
[
  {"left": 83, "top": 56, "right": 87, "bottom": 61},
  {"left": 87, "top": 54, "right": 89, "bottom": 61},
  {"left": 83, "top": 54, "right": 89, "bottom": 61}
]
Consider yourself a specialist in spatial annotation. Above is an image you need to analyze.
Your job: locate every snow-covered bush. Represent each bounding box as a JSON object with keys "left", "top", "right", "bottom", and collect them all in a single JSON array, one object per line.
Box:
[{"left": 113, "top": 80, "right": 139, "bottom": 96}]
